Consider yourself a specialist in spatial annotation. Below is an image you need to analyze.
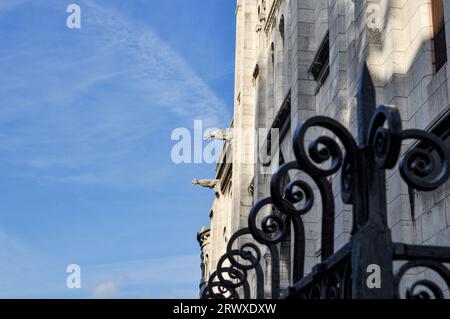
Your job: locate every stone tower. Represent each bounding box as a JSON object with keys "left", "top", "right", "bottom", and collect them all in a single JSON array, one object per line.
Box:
[
  {"left": 198, "top": 0, "right": 450, "bottom": 299},
  {"left": 230, "top": 0, "right": 258, "bottom": 235},
  {"left": 197, "top": 227, "right": 210, "bottom": 298}
]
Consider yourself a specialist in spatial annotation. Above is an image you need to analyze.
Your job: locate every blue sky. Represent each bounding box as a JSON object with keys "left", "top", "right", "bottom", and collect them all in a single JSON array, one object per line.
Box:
[{"left": 0, "top": 0, "right": 235, "bottom": 298}]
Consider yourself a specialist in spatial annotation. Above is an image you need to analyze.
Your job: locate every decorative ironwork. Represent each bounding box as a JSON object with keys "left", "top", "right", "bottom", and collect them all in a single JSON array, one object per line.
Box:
[
  {"left": 202, "top": 228, "right": 280, "bottom": 299},
  {"left": 203, "top": 63, "right": 450, "bottom": 299}
]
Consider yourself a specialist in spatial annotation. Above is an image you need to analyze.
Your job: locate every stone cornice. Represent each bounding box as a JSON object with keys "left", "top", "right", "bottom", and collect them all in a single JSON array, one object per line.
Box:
[
  {"left": 216, "top": 143, "right": 232, "bottom": 193},
  {"left": 264, "top": 0, "right": 282, "bottom": 35},
  {"left": 235, "top": 1, "right": 242, "bottom": 16}
]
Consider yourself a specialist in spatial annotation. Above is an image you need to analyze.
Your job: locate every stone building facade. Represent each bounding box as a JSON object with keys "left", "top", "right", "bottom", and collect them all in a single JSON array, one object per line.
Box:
[{"left": 197, "top": 0, "right": 450, "bottom": 298}]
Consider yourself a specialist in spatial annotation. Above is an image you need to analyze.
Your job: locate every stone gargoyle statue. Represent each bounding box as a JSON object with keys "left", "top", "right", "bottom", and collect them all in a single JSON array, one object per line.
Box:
[
  {"left": 192, "top": 179, "right": 221, "bottom": 197},
  {"left": 203, "top": 129, "right": 233, "bottom": 141}
]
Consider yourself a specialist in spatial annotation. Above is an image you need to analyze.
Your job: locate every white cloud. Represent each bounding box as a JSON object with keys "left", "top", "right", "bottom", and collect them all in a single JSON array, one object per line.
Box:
[
  {"left": 169, "top": 289, "right": 199, "bottom": 299},
  {"left": 0, "top": 239, "right": 201, "bottom": 298},
  {"left": 92, "top": 281, "right": 119, "bottom": 299},
  {"left": 0, "top": 0, "right": 231, "bottom": 189},
  {"left": 0, "top": 0, "right": 218, "bottom": 299},
  {"left": 83, "top": 255, "right": 200, "bottom": 298},
  {"left": 0, "top": 0, "right": 31, "bottom": 13}
]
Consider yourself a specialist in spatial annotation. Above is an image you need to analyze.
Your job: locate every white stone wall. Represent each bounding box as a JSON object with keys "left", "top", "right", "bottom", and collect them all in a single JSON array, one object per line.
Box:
[
  {"left": 199, "top": 0, "right": 259, "bottom": 297},
  {"left": 232, "top": 0, "right": 257, "bottom": 234},
  {"left": 253, "top": 0, "right": 450, "bottom": 294},
  {"left": 200, "top": 0, "right": 450, "bottom": 298}
]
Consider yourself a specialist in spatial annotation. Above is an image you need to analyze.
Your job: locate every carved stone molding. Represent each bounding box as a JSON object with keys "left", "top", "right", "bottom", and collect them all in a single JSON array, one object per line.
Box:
[{"left": 264, "top": 0, "right": 282, "bottom": 35}]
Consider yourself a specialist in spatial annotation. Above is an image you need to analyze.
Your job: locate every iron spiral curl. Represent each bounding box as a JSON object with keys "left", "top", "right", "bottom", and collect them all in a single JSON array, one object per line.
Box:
[
  {"left": 293, "top": 116, "right": 359, "bottom": 178},
  {"left": 400, "top": 130, "right": 450, "bottom": 191},
  {"left": 206, "top": 270, "right": 242, "bottom": 299},
  {"left": 216, "top": 253, "right": 248, "bottom": 290},
  {"left": 292, "top": 116, "right": 360, "bottom": 207},
  {"left": 394, "top": 260, "right": 450, "bottom": 299},
  {"left": 367, "top": 106, "right": 403, "bottom": 169},
  {"left": 248, "top": 198, "right": 289, "bottom": 246},
  {"left": 405, "top": 280, "right": 444, "bottom": 299},
  {"left": 366, "top": 105, "right": 450, "bottom": 191},
  {"left": 269, "top": 161, "right": 314, "bottom": 217},
  {"left": 205, "top": 229, "right": 262, "bottom": 299},
  {"left": 226, "top": 228, "right": 262, "bottom": 271}
]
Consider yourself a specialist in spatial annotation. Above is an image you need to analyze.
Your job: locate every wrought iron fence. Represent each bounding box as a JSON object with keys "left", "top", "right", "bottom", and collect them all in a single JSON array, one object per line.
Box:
[{"left": 202, "top": 63, "right": 450, "bottom": 299}]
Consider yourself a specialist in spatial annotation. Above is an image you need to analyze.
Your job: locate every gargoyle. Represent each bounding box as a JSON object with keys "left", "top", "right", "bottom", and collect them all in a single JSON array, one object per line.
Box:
[
  {"left": 203, "top": 129, "right": 233, "bottom": 141},
  {"left": 192, "top": 179, "right": 221, "bottom": 197}
]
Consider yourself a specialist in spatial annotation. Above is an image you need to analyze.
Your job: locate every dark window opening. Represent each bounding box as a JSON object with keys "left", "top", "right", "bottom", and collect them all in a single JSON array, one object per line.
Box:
[
  {"left": 252, "top": 64, "right": 260, "bottom": 83},
  {"left": 270, "top": 42, "right": 275, "bottom": 66},
  {"left": 309, "top": 31, "right": 330, "bottom": 94},
  {"left": 279, "top": 15, "right": 285, "bottom": 44},
  {"left": 274, "top": 147, "right": 292, "bottom": 285},
  {"left": 432, "top": 0, "right": 447, "bottom": 72},
  {"left": 263, "top": 91, "right": 291, "bottom": 167}
]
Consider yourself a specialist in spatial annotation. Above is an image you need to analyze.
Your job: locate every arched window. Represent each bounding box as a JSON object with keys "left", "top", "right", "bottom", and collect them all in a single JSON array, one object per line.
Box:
[
  {"left": 279, "top": 15, "right": 285, "bottom": 44},
  {"left": 223, "top": 227, "right": 227, "bottom": 243},
  {"left": 270, "top": 42, "right": 275, "bottom": 66},
  {"left": 431, "top": 0, "right": 447, "bottom": 72},
  {"left": 204, "top": 254, "right": 209, "bottom": 277},
  {"left": 270, "top": 42, "right": 275, "bottom": 89}
]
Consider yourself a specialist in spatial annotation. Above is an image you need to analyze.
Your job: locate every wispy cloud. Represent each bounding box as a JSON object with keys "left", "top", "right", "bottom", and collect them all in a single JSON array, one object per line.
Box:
[
  {"left": 0, "top": 0, "right": 31, "bottom": 13},
  {"left": 0, "top": 0, "right": 230, "bottom": 189},
  {"left": 0, "top": 0, "right": 226, "bottom": 299},
  {"left": 0, "top": 234, "right": 200, "bottom": 299},
  {"left": 84, "top": 255, "right": 200, "bottom": 299},
  {"left": 92, "top": 282, "right": 119, "bottom": 299}
]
